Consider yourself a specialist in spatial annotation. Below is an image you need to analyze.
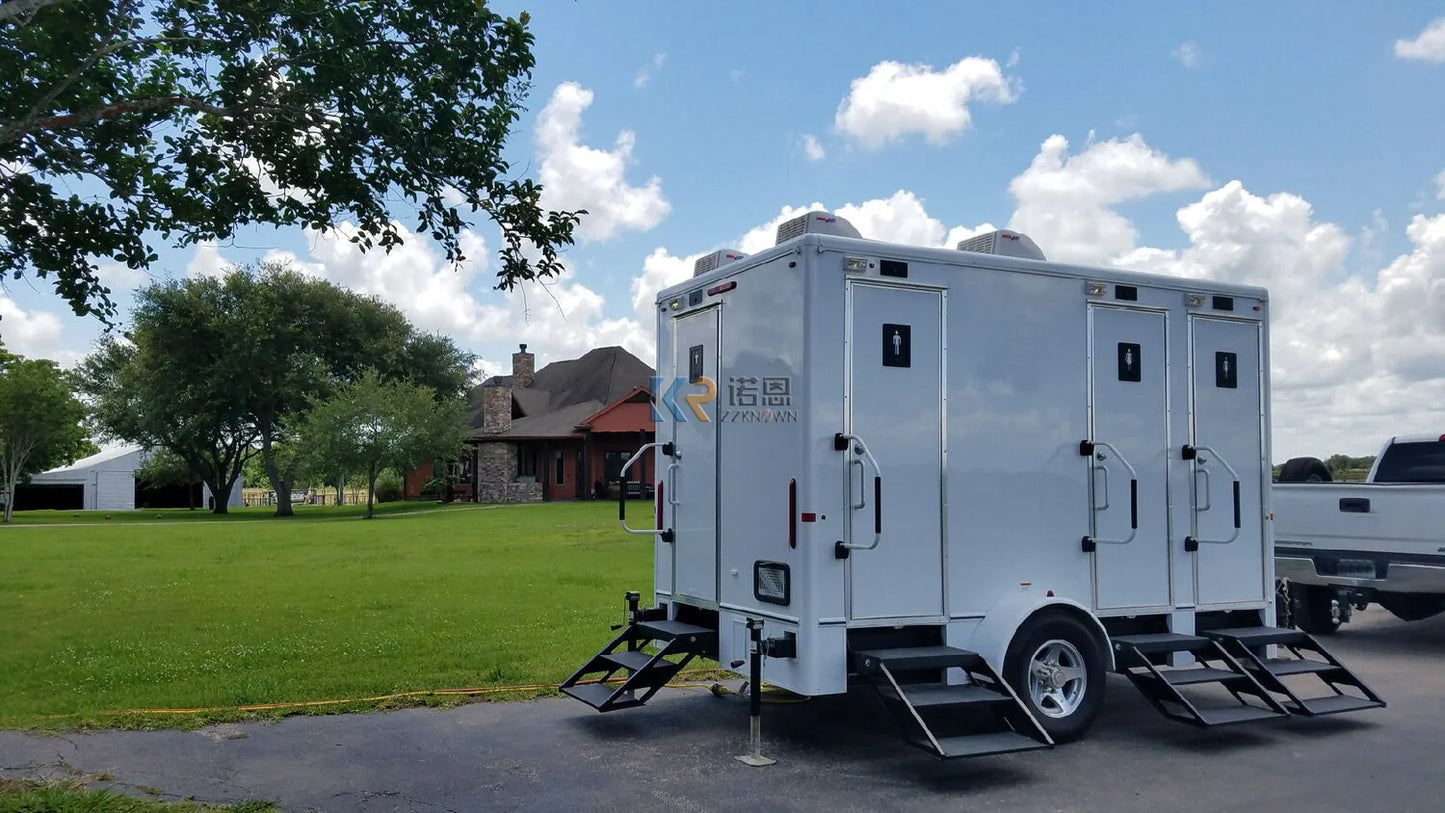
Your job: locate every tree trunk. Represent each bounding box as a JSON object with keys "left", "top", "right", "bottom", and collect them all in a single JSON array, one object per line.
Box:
[
  {"left": 335, "top": 472, "right": 345, "bottom": 507},
  {"left": 365, "top": 462, "right": 377, "bottom": 519},
  {"left": 205, "top": 475, "right": 236, "bottom": 514},
  {"left": 2, "top": 481, "right": 14, "bottom": 524},
  {"left": 261, "top": 436, "right": 295, "bottom": 517}
]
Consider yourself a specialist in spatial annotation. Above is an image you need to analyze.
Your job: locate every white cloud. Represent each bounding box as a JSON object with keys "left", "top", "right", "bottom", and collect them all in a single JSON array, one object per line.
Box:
[
  {"left": 634, "top": 53, "right": 666, "bottom": 89},
  {"left": 1008, "top": 133, "right": 1210, "bottom": 264},
  {"left": 0, "top": 295, "right": 78, "bottom": 365},
  {"left": 96, "top": 263, "right": 148, "bottom": 290},
  {"left": 802, "top": 134, "right": 826, "bottom": 162},
  {"left": 186, "top": 242, "right": 231, "bottom": 279},
  {"left": 536, "top": 82, "right": 670, "bottom": 241},
  {"left": 274, "top": 221, "right": 650, "bottom": 367},
  {"left": 1005, "top": 48, "right": 1021, "bottom": 69},
  {"left": 834, "top": 56, "right": 1018, "bottom": 148},
  {"left": 1436, "top": 168, "right": 1445, "bottom": 199},
  {"left": 1113, "top": 175, "right": 1445, "bottom": 458},
  {"left": 1395, "top": 18, "right": 1445, "bottom": 62},
  {"left": 1172, "top": 42, "right": 1201, "bottom": 68}
]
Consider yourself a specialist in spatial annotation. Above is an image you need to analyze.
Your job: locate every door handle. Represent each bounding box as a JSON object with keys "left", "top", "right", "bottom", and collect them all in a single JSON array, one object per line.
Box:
[
  {"left": 1080, "top": 440, "right": 1139, "bottom": 551},
  {"left": 1339, "top": 497, "right": 1370, "bottom": 514},
  {"left": 1184, "top": 444, "right": 1242, "bottom": 550}
]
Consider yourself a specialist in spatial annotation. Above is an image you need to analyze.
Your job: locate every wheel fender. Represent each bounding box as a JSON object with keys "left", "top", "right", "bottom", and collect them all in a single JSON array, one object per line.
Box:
[{"left": 969, "top": 593, "right": 1113, "bottom": 673}]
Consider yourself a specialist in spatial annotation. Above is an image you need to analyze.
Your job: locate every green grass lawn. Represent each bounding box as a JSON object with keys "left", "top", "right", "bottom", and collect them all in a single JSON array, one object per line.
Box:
[
  {"left": 0, "top": 501, "right": 660, "bottom": 729},
  {"left": 3, "top": 500, "right": 475, "bottom": 525},
  {"left": 0, "top": 779, "right": 274, "bottom": 812}
]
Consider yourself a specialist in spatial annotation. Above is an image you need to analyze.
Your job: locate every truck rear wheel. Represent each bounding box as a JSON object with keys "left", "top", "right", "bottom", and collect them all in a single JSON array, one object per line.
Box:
[
  {"left": 1290, "top": 584, "right": 1341, "bottom": 634},
  {"left": 1003, "top": 612, "right": 1105, "bottom": 743}
]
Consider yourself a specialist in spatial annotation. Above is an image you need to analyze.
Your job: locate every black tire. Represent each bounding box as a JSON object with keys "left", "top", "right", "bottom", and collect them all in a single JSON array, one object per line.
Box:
[
  {"left": 1003, "top": 612, "right": 1106, "bottom": 743},
  {"left": 1278, "top": 457, "right": 1332, "bottom": 483},
  {"left": 1290, "top": 584, "right": 1341, "bottom": 634}
]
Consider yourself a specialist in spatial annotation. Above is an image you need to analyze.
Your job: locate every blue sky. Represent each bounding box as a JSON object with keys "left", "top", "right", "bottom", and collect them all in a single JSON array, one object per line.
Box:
[{"left": 3, "top": 3, "right": 1444, "bottom": 458}]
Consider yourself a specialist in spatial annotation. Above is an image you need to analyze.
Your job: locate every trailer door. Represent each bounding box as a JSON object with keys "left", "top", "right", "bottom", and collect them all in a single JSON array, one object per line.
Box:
[
  {"left": 845, "top": 283, "right": 945, "bottom": 620},
  {"left": 1088, "top": 306, "right": 1172, "bottom": 611},
  {"left": 671, "top": 307, "right": 720, "bottom": 607},
  {"left": 1189, "top": 317, "right": 1267, "bottom": 607}
]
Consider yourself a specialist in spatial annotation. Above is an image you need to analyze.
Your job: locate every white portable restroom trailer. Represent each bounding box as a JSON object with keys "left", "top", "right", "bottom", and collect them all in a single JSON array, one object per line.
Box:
[{"left": 561, "top": 213, "right": 1383, "bottom": 758}]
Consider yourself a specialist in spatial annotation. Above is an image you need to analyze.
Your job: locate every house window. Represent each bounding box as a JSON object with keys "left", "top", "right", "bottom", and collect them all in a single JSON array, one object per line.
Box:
[
  {"left": 555, "top": 451, "right": 565, "bottom": 485},
  {"left": 517, "top": 447, "right": 537, "bottom": 479},
  {"left": 604, "top": 451, "right": 629, "bottom": 483}
]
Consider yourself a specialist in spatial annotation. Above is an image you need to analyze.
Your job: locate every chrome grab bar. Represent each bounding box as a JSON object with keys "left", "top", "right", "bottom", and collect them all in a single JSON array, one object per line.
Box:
[
  {"left": 619, "top": 442, "right": 670, "bottom": 538},
  {"left": 837, "top": 432, "right": 883, "bottom": 551},
  {"left": 1081, "top": 440, "right": 1138, "bottom": 550},
  {"left": 1185, "top": 444, "right": 1241, "bottom": 548}
]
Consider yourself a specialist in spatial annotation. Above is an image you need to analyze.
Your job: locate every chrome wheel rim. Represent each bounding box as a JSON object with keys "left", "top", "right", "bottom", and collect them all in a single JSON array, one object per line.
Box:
[{"left": 1027, "top": 639, "right": 1087, "bottom": 719}]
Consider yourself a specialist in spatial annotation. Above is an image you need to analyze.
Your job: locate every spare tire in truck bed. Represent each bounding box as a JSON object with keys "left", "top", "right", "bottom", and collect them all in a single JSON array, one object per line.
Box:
[{"left": 1278, "top": 457, "right": 1333, "bottom": 483}]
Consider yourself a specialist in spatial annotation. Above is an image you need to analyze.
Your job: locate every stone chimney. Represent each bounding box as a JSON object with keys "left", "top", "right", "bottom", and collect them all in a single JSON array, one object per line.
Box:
[
  {"left": 512, "top": 343, "right": 535, "bottom": 389},
  {"left": 481, "top": 381, "right": 512, "bottom": 434}
]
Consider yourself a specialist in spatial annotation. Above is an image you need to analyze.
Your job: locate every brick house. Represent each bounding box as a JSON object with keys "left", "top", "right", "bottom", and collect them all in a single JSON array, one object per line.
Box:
[{"left": 405, "top": 344, "right": 656, "bottom": 503}]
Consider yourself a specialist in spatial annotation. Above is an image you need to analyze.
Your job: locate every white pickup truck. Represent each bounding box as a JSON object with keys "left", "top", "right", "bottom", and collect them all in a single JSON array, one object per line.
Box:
[{"left": 1273, "top": 434, "right": 1445, "bottom": 634}]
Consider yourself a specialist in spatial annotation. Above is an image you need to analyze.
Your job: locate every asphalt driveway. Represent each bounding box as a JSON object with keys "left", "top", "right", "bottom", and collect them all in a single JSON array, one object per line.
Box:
[{"left": 2, "top": 606, "right": 1441, "bottom": 812}]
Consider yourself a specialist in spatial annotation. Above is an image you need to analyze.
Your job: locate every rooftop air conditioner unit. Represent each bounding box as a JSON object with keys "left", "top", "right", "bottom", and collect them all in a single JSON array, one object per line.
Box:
[
  {"left": 956, "top": 229, "right": 1046, "bottom": 262},
  {"left": 693, "top": 249, "right": 748, "bottom": 277},
  {"left": 775, "top": 211, "right": 862, "bottom": 245}
]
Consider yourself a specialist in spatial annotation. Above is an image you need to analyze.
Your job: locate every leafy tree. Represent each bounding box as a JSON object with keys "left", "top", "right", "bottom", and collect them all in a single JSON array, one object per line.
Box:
[
  {"left": 0, "top": 354, "right": 88, "bottom": 522},
  {"left": 79, "top": 289, "right": 259, "bottom": 514},
  {"left": 1, "top": 0, "right": 582, "bottom": 320},
  {"left": 298, "top": 370, "right": 467, "bottom": 518},
  {"left": 79, "top": 263, "right": 472, "bottom": 516}
]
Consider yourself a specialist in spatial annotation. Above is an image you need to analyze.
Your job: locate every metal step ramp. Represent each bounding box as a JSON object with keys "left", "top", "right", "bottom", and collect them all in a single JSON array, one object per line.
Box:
[
  {"left": 560, "top": 619, "right": 715, "bottom": 712},
  {"left": 1203, "top": 626, "right": 1385, "bottom": 717},
  {"left": 1112, "top": 632, "right": 1289, "bottom": 727},
  {"left": 852, "top": 645, "right": 1053, "bottom": 759}
]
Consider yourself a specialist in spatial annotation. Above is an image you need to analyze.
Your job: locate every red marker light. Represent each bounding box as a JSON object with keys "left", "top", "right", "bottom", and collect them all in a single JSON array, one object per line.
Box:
[
  {"left": 801, "top": 512, "right": 817, "bottom": 523},
  {"left": 707, "top": 281, "right": 737, "bottom": 296}
]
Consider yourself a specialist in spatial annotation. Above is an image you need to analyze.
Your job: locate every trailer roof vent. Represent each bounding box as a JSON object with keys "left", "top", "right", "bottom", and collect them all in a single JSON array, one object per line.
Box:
[
  {"left": 775, "top": 211, "right": 862, "bottom": 245},
  {"left": 956, "top": 229, "right": 1046, "bottom": 261},
  {"left": 693, "top": 249, "right": 748, "bottom": 277}
]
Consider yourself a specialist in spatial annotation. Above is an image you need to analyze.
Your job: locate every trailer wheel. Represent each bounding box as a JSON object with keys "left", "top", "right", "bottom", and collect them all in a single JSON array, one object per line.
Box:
[
  {"left": 1290, "top": 584, "right": 1341, "bottom": 634},
  {"left": 1003, "top": 612, "right": 1105, "bottom": 743},
  {"left": 1277, "top": 457, "right": 1332, "bottom": 483}
]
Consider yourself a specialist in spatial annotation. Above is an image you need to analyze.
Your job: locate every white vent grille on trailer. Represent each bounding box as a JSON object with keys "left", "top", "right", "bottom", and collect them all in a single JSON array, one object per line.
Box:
[
  {"left": 693, "top": 249, "right": 748, "bottom": 277},
  {"left": 956, "top": 230, "right": 1046, "bottom": 261},
  {"left": 775, "top": 211, "right": 862, "bottom": 245}
]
